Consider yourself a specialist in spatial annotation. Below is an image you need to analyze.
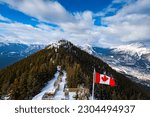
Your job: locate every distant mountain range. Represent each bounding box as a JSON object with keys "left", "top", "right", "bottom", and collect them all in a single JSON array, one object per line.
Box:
[
  {"left": 0, "top": 41, "right": 150, "bottom": 88},
  {"left": 0, "top": 40, "right": 149, "bottom": 100},
  {"left": 0, "top": 42, "right": 45, "bottom": 69},
  {"left": 82, "top": 42, "right": 150, "bottom": 87}
]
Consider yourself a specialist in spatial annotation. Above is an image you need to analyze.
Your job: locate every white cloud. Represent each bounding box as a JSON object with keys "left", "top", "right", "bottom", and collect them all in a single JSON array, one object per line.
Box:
[
  {"left": 112, "top": 0, "right": 132, "bottom": 4},
  {"left": 0, "top": 19, "right": 99, "bottom": 45},
  {"left": 0, "top": 0, "right": 74, "bottom": 24},
  {"left": 99, "top": 0, "right": 150, "bottom": 46},
  {"left": 0, "top": 0, "right": 100, "bottom": 46},
  {"left": 0, "top": 0, "right": 149, "bottom": 48},
  {"left": 0, "top": 14, "right": 11, "bottom": 22},
  {"left": 119, "top": 0, "right": 150, "bottom": 15},
  {"left": 94, "top": 0, "right": 129, "bottom": 17},
  {"left": 99, "top": 23, "right": 150, "bottom": 44},
  {"left": 0, "top": 22, "right": 65, "bottom": 44},
  {"left": 60, "top": 11, "right": 93, "bottom": 33}
]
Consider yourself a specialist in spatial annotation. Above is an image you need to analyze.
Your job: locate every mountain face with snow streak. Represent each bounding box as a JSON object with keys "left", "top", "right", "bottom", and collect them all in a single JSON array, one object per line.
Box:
[
  {"left": 0, "top": 42, "right": 45, "bottom": 69},
  {"left": 92, "top": 42, "right": 150, "bottom": 87},
  {"left": 113, "top": 42, "right": 150, "bottom": 62},
  {"left": 80, "top": 44, "right": 95, "bottom": 55}
]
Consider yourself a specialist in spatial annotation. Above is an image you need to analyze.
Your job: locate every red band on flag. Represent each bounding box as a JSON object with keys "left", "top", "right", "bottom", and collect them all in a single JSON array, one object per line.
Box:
[
  {"left": 95, "top": 72, "right": 100, "bottom": 83},
  {"left": 110, "top": 78, "right": 115, "bottom": 87}
]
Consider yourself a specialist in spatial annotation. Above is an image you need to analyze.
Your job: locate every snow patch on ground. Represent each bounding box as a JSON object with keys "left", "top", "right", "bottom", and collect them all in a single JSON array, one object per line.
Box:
[
  {"left": 32, "top": 72, "right": 59, "bottom": 100},
  {"left": 54, "top": 72, "right": 76, "bottom": 100},
  {"left": 32, "top": 71, "right": 76, "bottom": 100}
]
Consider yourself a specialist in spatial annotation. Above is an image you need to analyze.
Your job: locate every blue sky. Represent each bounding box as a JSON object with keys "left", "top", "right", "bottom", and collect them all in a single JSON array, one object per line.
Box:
[
  {"left": 57, "top": 0, "right": 113, "bottom": 13},
  {"left": 0, "top": 0, "right": 150, "bottom": 47}
]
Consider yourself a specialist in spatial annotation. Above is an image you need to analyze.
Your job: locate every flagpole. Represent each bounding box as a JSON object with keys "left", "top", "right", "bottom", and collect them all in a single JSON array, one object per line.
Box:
[{"left": 92, "top": 68, "right": 95, "bottom": 100}]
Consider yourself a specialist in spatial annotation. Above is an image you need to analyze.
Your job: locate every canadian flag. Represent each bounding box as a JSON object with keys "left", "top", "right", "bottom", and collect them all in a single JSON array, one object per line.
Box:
[{"left": 95, "top": 72, "right": 116, "bottom": 87}]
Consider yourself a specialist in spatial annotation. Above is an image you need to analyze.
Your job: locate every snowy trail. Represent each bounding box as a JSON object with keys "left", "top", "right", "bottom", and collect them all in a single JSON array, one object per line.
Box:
[
  {"left": 32, "top": 71, "right": 76, "bottom": 100},
  {"left": 32, "top": 72, "right": 59, "bottom": 100},
  {"left": 54, "top": 72, "right": 75, "bottom": 100},
  {"left": 54, "top": 72, "right": 66, "bottom": 100}
]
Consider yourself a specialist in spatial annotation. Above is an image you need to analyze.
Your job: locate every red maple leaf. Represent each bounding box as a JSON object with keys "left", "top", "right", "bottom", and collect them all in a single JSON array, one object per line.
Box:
[{"left": 102, "top": 75, "right": 108, "bottom": 82}]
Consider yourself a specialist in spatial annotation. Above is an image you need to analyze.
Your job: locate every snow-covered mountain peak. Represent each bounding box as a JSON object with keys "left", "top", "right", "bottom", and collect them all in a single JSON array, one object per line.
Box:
[
  {"left": 47, "top": 43, "right": 60, "bottom": 49},
  {"left": 113, "top": 42, "right": 150, "bottom": 57},
  {"left": 47, "top": 40, "right": 73, "bottom": 49},
  {"left": 129, "top": 42, "right": 145, "bottom": 48},
  {"left": 80, "top": 44, "right": 94, "bottom": 54},
  {"left": 58, "top": 40, "right": 70, "bottom": 45}
]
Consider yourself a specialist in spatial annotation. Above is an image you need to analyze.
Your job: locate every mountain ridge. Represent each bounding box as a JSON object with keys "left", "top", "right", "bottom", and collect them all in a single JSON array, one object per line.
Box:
[
  {"left": 113, "top": 42, "right": 150, "bottom": 60},
  {"left": 0, "top": 40, "right": 149, "bottom": 100}
]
